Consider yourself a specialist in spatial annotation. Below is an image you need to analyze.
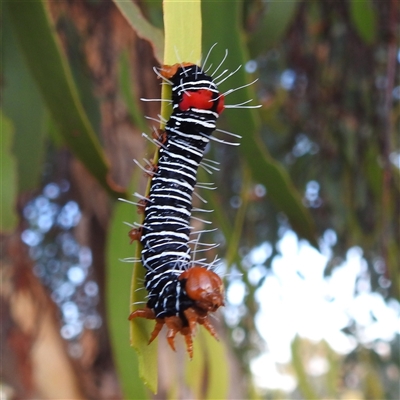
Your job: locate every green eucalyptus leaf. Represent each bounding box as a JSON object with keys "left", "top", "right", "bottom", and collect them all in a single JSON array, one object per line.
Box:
[
  {"left": 125, "top": 1, "right": 203, "bottom": 393},
  {"left": 203, "top": 330, "right": 229, "bottom": 400},
  {"left": 3, "top": 7, "right": 47, "bottom": 193},
  {"left": 349, "top": 0, "right": 377, "bottom": 45},
  {"left": 118, "top": 51, "right": 149, "bottom": 133},
  {"left": 249, "top": 1, "right": 299, "bottom": 56},
  {"left": 106, "top": 172, "right": 153, "bottom": 397},
  {"left": 6, "top": 0, "right": 124, "bottom": 198},
  {"left": 61, "top": 17, "right": 102, "bottom": 136},
  {"left": 0, "top": 112, "right": 18, "bottom": 233},
  {"left": 185, "top": 334, "right": 206, "bottom": 398},
  {"left": 129, "top": 236, "right": 158, "bottom": 394},
  {"left": 112, "top": 0, "right": 164, "bottom": 63},
  {"left": 291, "top": 336, "right": 320, "bottom": 400},
  {"left": 141, "top": 0, "right": 164, "bottom": 29},
  {"left": 163, "top": 0, "right": 201, "bottom": 65},
  {"left": 184, "top": 329, "right": 229, "bottom": 400}
]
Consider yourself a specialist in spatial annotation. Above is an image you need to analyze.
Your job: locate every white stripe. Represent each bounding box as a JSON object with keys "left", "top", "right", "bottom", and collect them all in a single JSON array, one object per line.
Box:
[
  {"left": 175, "top": 284, "right": 181, "bottom": 312},
  {"left": 144, "top": 215, "right": 189, "bottom": 224},
  {"left": 164, "top": 139, "right": 203, "bottom": 158},
  {"left": 144, "top": 251, "right": 191, "bottom": 264},
  {"left": 149, "top": 193, "right": 192, "bottom": 205},
  {"left": 151, "top": 187, "right": 192, "bottom": 200},
  {"left": 167, "top": 127, "right": 209, "bottom": 143},
  {"left": 145, "top": 242, "right": 188, "bottom": 254},
  {"left": 142, "top": 231, "right": 189, "bottom": 241},
  {"left": 160, "top": 160, "right": 197, "bottom": 175},
  {"left": 159, "top": 166, "right": 196, "bottom": 181},
  {"left": 151, "top": 177, "right": 194, "bottom": 192},
  {"left": 146, "top": 204, "right": 191, "bottom": 217},
  {"left": 160, "top": 148, "right": 199, "bottom": 167},
  {"left": 190, "top": 108, "right": 219, "bottom": 118},
  {"left": 170, "top": 115, "right": 215, "bottom": 129}
]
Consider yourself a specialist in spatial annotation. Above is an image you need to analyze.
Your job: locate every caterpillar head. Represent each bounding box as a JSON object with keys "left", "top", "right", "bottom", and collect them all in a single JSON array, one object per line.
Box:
[
  {"left": 179, "top": 266, "right": 225, "bottom": 312},
  {"left": 160, "top": 63, "right": 225, "bottom": 115}
]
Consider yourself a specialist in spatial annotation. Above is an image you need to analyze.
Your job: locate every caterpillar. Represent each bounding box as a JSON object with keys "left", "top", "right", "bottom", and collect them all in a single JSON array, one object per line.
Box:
[{"left": 126, "top": 54, "right": 255, "bottom": 358}]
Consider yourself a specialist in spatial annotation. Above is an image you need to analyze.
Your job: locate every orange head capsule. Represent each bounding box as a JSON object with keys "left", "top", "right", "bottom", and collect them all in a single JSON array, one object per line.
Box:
[
  {"left": 159, "top": 62, "right": 195, "bottom": 79},
  {"left": 179, "top": 266, "right": 225, "bottom": 312}
]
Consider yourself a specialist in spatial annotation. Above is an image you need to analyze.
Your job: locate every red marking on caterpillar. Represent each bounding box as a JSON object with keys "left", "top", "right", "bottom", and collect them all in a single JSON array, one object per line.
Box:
[{"left": 180, "top": 89, "right": 225, "bottom": 115}]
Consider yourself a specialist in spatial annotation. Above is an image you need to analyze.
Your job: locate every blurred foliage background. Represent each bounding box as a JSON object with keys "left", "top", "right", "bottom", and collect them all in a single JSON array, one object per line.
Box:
[{"left": 1, "top": 0, "right": 399, "bottom": 399}]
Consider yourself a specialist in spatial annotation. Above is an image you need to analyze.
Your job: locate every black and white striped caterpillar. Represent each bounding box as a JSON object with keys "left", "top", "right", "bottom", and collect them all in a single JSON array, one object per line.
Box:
[{"left": 126, "top": 55, "right": 255, "bottom": 357}]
